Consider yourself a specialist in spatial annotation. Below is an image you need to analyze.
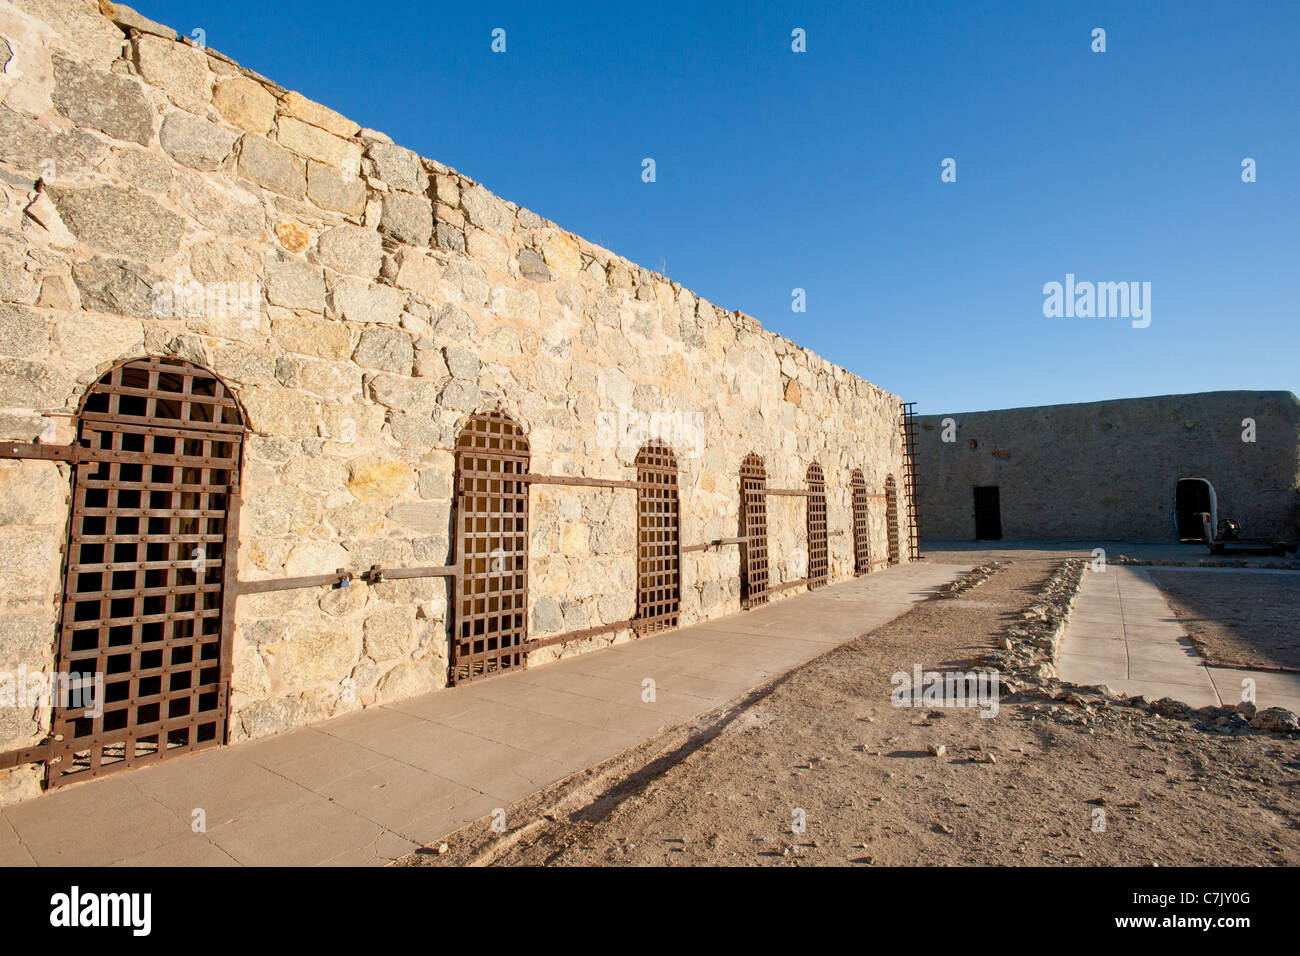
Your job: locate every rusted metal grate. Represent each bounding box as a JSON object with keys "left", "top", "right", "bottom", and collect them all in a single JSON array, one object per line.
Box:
[
  {"left": 885, "top": 474, "right": 900, "bottom": 566},
  {"left": 806, "top": 463, "right": 828, "bottom": 588},
  {"left": 452, "top": 411, "right": 530, "bottom": 685},
  {"left": 634, "top": 442, "right": 680, "bottom": 634},
  {"left": 740, "top": 453, "right": 769, "bottom": 608},
  {"left": 851, "top": 469, "right": 870, "bottom": 575},
  {"left": 50, "top": 357, "right": 245, "bottom": 788},
  {"left": 900, "top": 401, "right": 921, "bottom": 558}
]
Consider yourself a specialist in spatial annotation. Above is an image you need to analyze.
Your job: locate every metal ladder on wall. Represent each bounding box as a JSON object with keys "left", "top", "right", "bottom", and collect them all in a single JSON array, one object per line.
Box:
[{"left": 900, "top": 401, "right": 921, "bottom": 559}]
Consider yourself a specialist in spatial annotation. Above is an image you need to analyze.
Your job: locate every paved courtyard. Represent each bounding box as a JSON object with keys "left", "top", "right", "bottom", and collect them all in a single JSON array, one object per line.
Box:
[
  {"left": 1059, "top": 565, "right": 1300, "bottom": 711},
  {"left": 0, "top": 561, "right": 967, "bottom": 867}
]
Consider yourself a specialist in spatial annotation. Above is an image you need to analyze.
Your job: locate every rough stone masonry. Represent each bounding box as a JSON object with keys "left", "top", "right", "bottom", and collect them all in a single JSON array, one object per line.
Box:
[
  {"left": 0, "top": 1, "right": 913, "bottom": 802},
  {"left": 917, "top": 391, "right": 1300, "bottom": 542}
]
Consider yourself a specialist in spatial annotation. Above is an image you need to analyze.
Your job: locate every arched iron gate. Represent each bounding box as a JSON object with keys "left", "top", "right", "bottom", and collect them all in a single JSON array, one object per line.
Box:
[
  {"left": 52, "top": 357, "right": 246, "bottom": 787},
  {"left": 851, "top": 469, "right": 870, "bottom": 574},
  {"left": 451, "top": 411, "right": 530, "bottom": 685},
  {"left": 739, "top": 453, "right": 769, "bottom": 607},
  {"left": 806, "top": 463, "right": 828, "bottom": 588},
  {"left": 634, "top": 442, "right": 681, "bottom": 634}
]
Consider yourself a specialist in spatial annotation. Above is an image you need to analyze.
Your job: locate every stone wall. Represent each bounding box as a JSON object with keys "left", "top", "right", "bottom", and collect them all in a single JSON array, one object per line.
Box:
[
  {"left": 917, "top": 391, "right": 1300, "bottom": 543},
  {"left": 0, "top": 0, "right": 911, "bottom": 803}
]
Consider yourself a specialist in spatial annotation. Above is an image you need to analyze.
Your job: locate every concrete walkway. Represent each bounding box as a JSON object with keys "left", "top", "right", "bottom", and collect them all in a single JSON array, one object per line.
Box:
[
  {"left": 0, "top": 561, "right": 968, "bottom": 867},
  {"left": 1058, "top": 566, "right": 1300, "bottom": 711}
]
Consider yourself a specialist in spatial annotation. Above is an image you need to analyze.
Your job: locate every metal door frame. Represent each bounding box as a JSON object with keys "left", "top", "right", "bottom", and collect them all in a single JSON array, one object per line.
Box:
[
  {"left": 451, "top": 411, "right": 530, "bottom": 685},
  {"left": 740, "top": 453, "right": 769, "bottom": 607},
  {"left": 806, "top": 463, "right": 828, "bottom": 588},
  {"left": 851, "top": 469, "right": 870, "bottom": 575},
  {"left": 49, "top": 356, "right": 245, "bottom": 788},
  {"left": 885, "top": 474, "right": 900, "bottom": 565},
  {"left": 633, "top": 442, "right": 681, "bottom": 634}
]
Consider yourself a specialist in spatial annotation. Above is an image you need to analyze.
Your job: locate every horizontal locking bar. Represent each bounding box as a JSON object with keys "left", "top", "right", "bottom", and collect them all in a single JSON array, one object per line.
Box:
[
  {"left": 681, "top": 536, "right": 745, "bottom": 553},
  {"left": 236, "top": 568, "right": 354, "bottom": 595}
]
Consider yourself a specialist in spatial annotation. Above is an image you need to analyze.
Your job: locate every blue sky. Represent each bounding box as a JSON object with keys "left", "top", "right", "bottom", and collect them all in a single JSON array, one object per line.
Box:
[{"left": 146, "top": 0, "right": 1298, "bottom": 414}]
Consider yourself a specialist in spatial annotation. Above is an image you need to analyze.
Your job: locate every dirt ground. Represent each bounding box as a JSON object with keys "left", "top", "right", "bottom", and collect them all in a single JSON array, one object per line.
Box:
[
  {"left": 400, "top": 557, "right": 1299, "bottom": 867},
  {"left": 1149, "top": 571, "right": 1300, "bottom": 672}
]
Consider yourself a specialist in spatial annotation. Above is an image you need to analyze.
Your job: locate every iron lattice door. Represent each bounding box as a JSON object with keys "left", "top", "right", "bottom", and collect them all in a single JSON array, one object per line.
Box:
[
  {"left": 634, "top": 443, "right": 680, "bottom": 634},
  {"left": 740, "top": 454, "right": 769, "bottom": 607},
  {"left": 52, "top": 357, "right": 244, "bottom": 788},
  {"left": 452, "top": 412, "right": 530, "bottom": 684},
  {"left": 885, "top": 475, "right": 900, "bottom": 565},
  {"left": 851, "top": 469, "right": 870, "bottom": 575},
  {"left": 806, "top": 463, "right": 828, "bottom": 588}
]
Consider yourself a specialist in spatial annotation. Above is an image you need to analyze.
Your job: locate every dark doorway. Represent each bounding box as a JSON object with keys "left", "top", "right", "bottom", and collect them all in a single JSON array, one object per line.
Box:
[
  {"left": 1174, "top": 478, "right": 1213, "bottom": 541},
  {"left": 973, "top": 486, "right": 1002, "bottom": 540}
]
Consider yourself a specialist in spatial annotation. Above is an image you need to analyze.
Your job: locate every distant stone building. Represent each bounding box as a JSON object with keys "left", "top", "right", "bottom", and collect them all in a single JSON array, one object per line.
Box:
[
  {"left": 916, "top": 390, "right": 1300, "bottom": 544},
  {"left": 0, "top": 1, "right": 914, "bottom": 801}
]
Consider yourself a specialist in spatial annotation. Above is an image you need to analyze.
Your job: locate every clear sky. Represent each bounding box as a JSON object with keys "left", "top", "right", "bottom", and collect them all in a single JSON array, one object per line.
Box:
[{"left": 144, "top": 0, "right": 1298, "bottom": 414}]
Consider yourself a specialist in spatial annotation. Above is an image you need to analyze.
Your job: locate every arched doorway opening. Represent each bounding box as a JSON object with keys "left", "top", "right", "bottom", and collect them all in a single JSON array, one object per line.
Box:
[
  {"left": 452, "top": 411, "right": 530, "bottom": 684},
  {"left": 634, "top": 441, "right": 680, "bottom": 634},
  {"left": 52, "top": 356, "right": 246, "bottom": 787},
  {"left": 740, "top": 453, "right": 769, "bottom": 607},
  {"left": 1174, "top": 478, "right": 1216, "bottom": 542},
  {"left": 806, "top": 463, "right": 828, "bottom": 588},
  {"left": 851, "top": 469, "right": 869, "bottom": 575}
]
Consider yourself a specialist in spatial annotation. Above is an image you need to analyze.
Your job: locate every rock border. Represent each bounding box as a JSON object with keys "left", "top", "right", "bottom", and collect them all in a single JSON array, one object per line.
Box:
[
  {"left": 930, "top": 561, "right": 1005, "bottom": 599},
  {"left": 984, "top": 560, "right": 1300, "bottom": 737},
  {"left": 1114, "top": 555, "right": 1300, "bottom": 571}
]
